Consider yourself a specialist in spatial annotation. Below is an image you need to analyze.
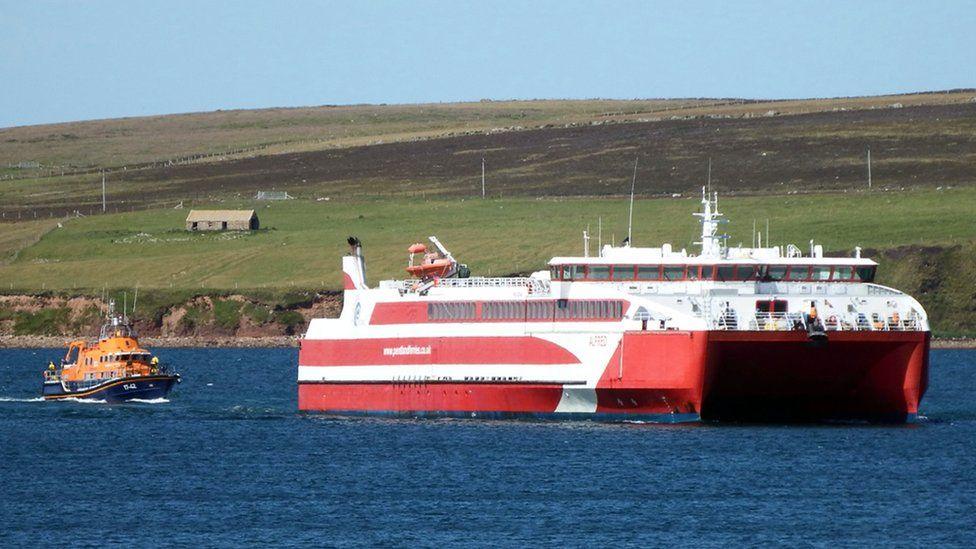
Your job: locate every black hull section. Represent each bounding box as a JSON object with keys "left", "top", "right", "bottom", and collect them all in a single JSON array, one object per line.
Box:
[{"left": 42, "top": 375, "right": 179, "bottom": 403}]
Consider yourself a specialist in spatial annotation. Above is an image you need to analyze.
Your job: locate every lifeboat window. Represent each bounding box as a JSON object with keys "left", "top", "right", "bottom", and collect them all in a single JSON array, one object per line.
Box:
[
  {"left": 612, "top": 265, "right": 635, "bottom": 281},
  {"left": 570, "top": 265, "right": 585, "bottom": 280},
  {"left": 716, "top": 266, "right": 735, "bottom": 281},
  {"left": 663, "top": 266, "right": 684, "bottom": 281},
  {"left": 832, "top": 266, "right": 853, "bottom": 280},
  {"left": 810, "top": 266, "right": 832, "bottom": 281},
  {"left": 550, "top": 266, "right": 560, "bottom": 280},
  {"left": 787, "top": 266, "right": 810, "bottom": 281},
  {"left": 636, "top": 265, "right": 661, "bottom": 280},
  {"left": 853, "top": 266, "right": 876, "bottom": 283},
  {"left": 701, "top": 266, "right": 714, "bottom": 280},
  {"left": 685, "top": 266, "right": 699, "bottom": 280},
  {"left": 766, "top": 266, "right": 788, "bottom": 281},
  {"left": 588, "top": 265, "right": 610, "bottom": 280}
]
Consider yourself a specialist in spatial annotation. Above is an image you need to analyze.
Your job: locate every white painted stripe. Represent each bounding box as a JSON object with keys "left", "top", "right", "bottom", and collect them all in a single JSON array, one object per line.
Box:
[
  {"left": 554, "top": 387, "right": 598, "bottom": 413},
  {"left": 298, "top": 364, "right": 585, "bottom": 384}
]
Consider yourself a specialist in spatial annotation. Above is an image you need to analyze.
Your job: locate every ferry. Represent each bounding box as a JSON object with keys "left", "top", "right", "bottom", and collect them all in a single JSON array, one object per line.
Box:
[
  {"left": 298, "top": 191, "right": 929, "bottom": 422},
  {"left": 42, "top": 302, "right": 180, "bottom": 402}
]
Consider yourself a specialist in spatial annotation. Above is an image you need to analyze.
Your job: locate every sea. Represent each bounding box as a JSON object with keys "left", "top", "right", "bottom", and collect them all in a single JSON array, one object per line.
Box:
[{"left": 1, "top": 348, "right": 974, "bottom": 548}]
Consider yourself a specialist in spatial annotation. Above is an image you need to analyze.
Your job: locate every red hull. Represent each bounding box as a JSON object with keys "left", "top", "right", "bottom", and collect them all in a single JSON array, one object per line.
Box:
[
  {"left": 297, "top": 330, "right": 929, "bottom": 423},
  {"left": 702, "top": 330, "right": 929, "bottom": 422}
]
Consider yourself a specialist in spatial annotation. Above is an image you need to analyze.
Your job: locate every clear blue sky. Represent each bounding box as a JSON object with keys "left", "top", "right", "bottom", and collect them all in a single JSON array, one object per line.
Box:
[{"left": 1, "top": 0, "right": 974, "bottom": 128}]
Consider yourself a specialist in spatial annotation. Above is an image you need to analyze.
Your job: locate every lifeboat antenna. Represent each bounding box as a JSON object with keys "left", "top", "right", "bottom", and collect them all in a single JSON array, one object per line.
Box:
[
  {"left": 123, "top": 292, "right": 127, "bottom": 322},
  {"left": 583, "top": 226, "right": 590, "bottom": 258},
  {"left": 627, "top": 156, "right": 638, "bottom": 246}
]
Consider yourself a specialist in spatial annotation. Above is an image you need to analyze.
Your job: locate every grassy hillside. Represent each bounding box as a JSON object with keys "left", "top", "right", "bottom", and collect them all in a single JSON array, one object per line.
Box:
[
  {"left": 3, "top": 101, "right": 975, "bottom": 216},
  {"left": 3, "top": 92, "right": 975, "bottom": 336},
  {"left": 4, "top": 91, "right": 971, "bottom": 171},
  {"left": 0, "top": 186, "right": 971, "bottom": 285}
]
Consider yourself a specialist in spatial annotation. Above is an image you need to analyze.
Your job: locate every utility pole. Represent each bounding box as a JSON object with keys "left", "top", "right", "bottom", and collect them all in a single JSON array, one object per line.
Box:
[
  {"left": 481, "top": 157, "right": 486, "bottom": 198},
  {"left": 867, "top": 147, "right": 872, "bottom": 189},
  {"left": 627, "top": 156, "right": 638, "bottom": 245},
  {"left": 101, "top": 172, "right": 106, "bottom": 212}
]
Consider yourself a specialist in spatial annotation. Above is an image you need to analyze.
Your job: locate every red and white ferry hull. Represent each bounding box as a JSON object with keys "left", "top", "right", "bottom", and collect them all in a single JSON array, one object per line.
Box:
[{"left": 298, "top": 331, "right": 708, "bottom": 421}]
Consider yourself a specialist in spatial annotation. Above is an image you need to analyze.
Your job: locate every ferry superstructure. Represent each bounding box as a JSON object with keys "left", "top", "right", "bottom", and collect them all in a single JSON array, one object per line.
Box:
[{"left": 298, "top": 192, "right": 929, "bottom": 422}]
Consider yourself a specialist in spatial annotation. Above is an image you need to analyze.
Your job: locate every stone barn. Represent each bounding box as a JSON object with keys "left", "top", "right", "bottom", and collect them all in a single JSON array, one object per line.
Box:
[{"left": 185, "top": 210, "right": 259, "bottom": 231}]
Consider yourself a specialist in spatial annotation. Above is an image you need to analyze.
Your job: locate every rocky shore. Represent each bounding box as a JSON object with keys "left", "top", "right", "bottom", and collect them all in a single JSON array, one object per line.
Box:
[{"left": 0, "top": 335, "right": 299, "bottom": 348}]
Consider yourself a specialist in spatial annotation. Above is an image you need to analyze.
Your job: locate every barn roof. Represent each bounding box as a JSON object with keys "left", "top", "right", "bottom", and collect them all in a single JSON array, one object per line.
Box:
[{"left": 185, "top": 210, "right": 256, "bottom": 222}]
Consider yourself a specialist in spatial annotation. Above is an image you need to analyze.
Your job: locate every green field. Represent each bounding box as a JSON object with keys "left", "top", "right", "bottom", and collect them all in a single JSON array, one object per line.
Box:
[{"left": 1, "top": 187, "right": 972, "bottom": 291}]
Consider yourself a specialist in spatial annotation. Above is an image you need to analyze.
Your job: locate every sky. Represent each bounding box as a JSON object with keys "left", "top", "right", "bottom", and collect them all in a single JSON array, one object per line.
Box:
[{"left": 1, "top": 0, "right": 974, "bottom": 128}]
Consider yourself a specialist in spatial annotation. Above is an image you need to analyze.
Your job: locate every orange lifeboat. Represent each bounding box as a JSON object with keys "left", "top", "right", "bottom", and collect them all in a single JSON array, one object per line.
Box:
[{"left": 406, "top": 242, "right": 455, "bottom": 279}]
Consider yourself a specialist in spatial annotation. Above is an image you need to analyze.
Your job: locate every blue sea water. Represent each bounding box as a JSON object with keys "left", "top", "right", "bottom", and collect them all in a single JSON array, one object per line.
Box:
[{"left": 1, "top": 348, "right": 974, "bottom": 547}]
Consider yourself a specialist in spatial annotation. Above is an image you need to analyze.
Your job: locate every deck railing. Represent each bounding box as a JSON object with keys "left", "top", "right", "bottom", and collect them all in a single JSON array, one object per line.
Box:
[
  {"left": 710, "top": 310, "right": 923, "bottom": 332},
  {"left": 383, "top": 277, "right": 550, "bottom": 295}
]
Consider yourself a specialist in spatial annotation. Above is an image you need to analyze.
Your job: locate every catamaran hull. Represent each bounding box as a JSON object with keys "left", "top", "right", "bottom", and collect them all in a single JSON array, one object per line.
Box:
[
  {"left": 702, "top": 330, "right": 929, "bottom": 423},
  {"left": 298, "top": 330, "right": 928, "bottom": 423},
  {"left": 42, "top": 375, "right": 180, "bottom": 403}
]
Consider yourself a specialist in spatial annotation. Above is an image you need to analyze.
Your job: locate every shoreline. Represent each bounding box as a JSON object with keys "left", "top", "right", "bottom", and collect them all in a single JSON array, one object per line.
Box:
[
  {"left": 0, "top": 335, "right": 299, "bottom": 349},
  {"left": 1, "top": 334, "right": 973, "bottom": 349}
]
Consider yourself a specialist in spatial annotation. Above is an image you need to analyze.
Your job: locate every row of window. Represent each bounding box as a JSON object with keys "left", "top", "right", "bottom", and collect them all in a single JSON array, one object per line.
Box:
[
  {"left": 550, "top": 264, "right": 876, "bottom": 283},
  {"left": 97, "top": 352, "right": 150, "bottom": 363},
  {"left": 428, "top": 300, "right": 625, "bottom": 322}
]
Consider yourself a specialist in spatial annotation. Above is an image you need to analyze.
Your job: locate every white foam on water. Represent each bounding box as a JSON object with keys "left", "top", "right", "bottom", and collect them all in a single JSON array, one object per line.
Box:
[
  {"left": 0, "top": 396, "right": 46, "bottom": 402},
  {"left": 60, "top": 397, "right": 107, "bottom": 404},
  {"left": 128, "top": 398, "right": 170, "bottom": 404}
]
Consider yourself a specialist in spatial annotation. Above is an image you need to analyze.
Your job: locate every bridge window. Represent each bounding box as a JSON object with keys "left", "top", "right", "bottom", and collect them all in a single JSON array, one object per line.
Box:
[
  {"left": 737, "top": 265, "right": 759, "bottom": 280},
  {"left": 636, "top": 265, "right": 661, "bottom": 280},
  {"left": 716, "top": 266, "right": 735, "bottom": 281},
  {"left": 766, "top": 266, "right": 788, "bottom": 281},
  {"left": 701, "top": 266, "right": 714, "bottom": 280},
  {"left": 787, "top": 266, "right": 810, "bottom": 281},
  {"left": 588, "top": 265, "right": 610, "bottom": 280},
  {"left": 428, "top": 302, "right": 476, "bottom": 321},
  {"left": 612, "top": 265, "right": 635, "bottom": 281},
  {"left": 853, "top": 266, "right": 876, "bottom": 283},
  {"left": 685, "top": 266, "right": 699, "bottom": 280},
  {"left": 663, "top": 266, "right": 684, "bottom": 281},
  {"left": 810, "top": 266, "right": 832, "bottom": 281},
  {"left": 832, "top": 266, "right": 853, "bottom": 280}
]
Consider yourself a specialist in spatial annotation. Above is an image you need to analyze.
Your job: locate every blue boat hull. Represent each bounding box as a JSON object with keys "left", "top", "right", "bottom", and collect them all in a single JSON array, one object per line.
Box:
[{"left": 42, "top": 375, "right": 179, "bottom": 403}]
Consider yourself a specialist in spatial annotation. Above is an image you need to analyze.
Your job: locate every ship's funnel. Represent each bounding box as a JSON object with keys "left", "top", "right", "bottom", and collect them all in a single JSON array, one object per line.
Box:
[{"left": 343, "top": 236, "right": 368, "bottom": 290}]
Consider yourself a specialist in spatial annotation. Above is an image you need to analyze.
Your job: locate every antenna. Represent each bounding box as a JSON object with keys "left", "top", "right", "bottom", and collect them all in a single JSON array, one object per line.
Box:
[
  {"left": 133, "top": 286, "right": 139, "bottom": 316},
  {"left": 101, "top": 172, "right": 107, "bottom": 213},
  {"left": 866, "top": 147, "right": 872, "bottom": 189},
  {"left": 627, "top": 156, "right": 638, "bottom": 245},
  {"left": 707, "top": 157, "right": 712, "bottom": 193},
  {"left": 598, "top": 216, "right": 603, "bottom": 256},
  {"left": 123, "top": 292, "right": 127, "bottom": 321},
  {"left": 481, "top": 156, "right": 486, "bottom": 198}
]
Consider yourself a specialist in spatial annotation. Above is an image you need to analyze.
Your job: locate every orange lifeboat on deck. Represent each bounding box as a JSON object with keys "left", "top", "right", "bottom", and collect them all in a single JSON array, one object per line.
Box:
[{"left": 406, "top": 242, "right": 455, "bottom": 279}]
